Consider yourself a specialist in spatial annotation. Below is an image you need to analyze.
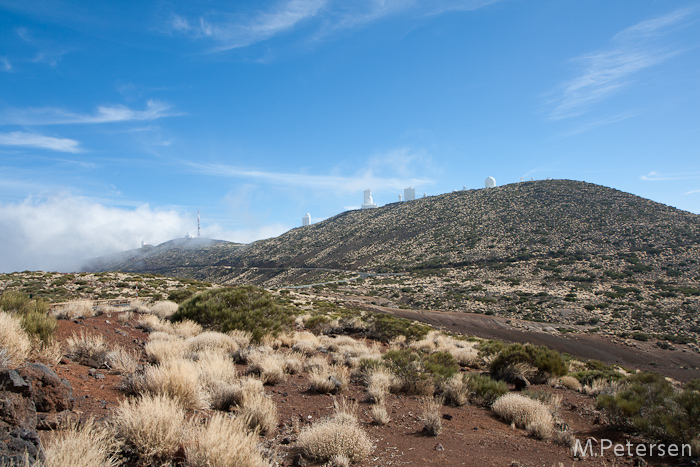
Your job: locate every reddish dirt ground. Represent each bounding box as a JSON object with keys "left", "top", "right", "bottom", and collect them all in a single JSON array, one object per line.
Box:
[{"left": 47, "top": 312, "right": 695, "bottom": 467}]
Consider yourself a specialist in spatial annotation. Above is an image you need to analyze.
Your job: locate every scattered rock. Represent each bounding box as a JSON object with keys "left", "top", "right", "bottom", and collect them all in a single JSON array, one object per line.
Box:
[
  {"left": 513, "top": 375, "right": 530, "bottom": 391},
  {"left": 434, "top": 443, "right": 445, "bottom": 451},
  {"left": 17, "top": 363, "right": 74, "bottom": 413}
]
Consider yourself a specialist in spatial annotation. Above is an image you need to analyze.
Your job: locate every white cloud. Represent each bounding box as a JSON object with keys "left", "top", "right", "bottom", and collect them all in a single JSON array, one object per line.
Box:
[
  {"left": 177, "top": 0, "right": 327, "bottom": 51},
  {"left": 640, "top": 171, "right": 700, "bottom": 181},
  {"left": 685, "top": 189, "right": 700, "bottom": 195},
  {"left": 170, "top": 0, "right": 502, "bottom": 51},
  {"left": 556, "top": 112, "right": 639, "bottom": 137},
  {"left": 1, "top": 57, "right": 11, "bottom": 72},
  {"left": 0, "top": 100, "right": 178, "bottom": 125},
  {"left": 550, "top": 8, "right": 696, "bottom": 120},
  {"left": 0, "top": 194, "right": 284, "bottom": 273},
  {"left": 0, "top": 131, "right": 81, "bottom": 153},
  {"left": 186, "top": 161, "right": 433, "bottom": 193}
]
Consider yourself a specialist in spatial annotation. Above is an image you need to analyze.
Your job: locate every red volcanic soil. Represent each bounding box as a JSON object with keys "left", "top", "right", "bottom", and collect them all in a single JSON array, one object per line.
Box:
[{"left": 46, "top": 312, "right": 694, "bottom": 467}]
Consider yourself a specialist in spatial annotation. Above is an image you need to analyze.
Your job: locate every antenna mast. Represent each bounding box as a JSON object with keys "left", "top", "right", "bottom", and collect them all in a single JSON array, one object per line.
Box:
[{"left": 197, "top": 210, "right": 201, "bottom": 238}]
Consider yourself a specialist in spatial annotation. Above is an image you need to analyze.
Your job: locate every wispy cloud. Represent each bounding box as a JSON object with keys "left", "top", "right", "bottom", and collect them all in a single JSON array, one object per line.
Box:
[
  {"left": 0, "top": 100, "right": 178, "bottom": 125},
  {"left": 549, "top": 7, "right": 697, "bottom": 120},
  {"left": 169, "top": 0, "right": 502, "bottom": 51},
  {"left": 1, "top": 57, "right": 12, "bottom": 72},
  {"left": 686, "top": 189, "right": 700, "bottom": 195},
  {"left": 172, "top": 0, "right": 327, "bottom": 51},
  {"left": 186, "top": 161, "right": 433, "bottom": 193},
  {"left": 641, "top": 171, "right": 700, "bottom": 181},
  {"left": 0, "top": 131, "right": 81, "bottom": 153},
  {"left": 557, "top": 112, "right": 639, "bottom": 137}
]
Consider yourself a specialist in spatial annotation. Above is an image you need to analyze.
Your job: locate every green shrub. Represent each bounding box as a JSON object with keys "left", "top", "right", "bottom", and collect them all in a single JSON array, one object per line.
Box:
[
  {"left": 368, "top": 313, "right": 431, "bottom": 342},
  {"left": 490, "top": 343, "right": 567, "bottom": 378},
  {"left": 597, "top": 372, "right": 700, "bottom": 446},
  {"left": 167, "top": 288, "right": 196, "bottom": 304},
  {"left": 466, "top": 373, "right": 509, "bottom": 406},
  {"left": 423, "top": 351, "right": 459, "bottom": 382},
  {"left": 0, "top": 291, "right": 56, "bottom": 342},
  {"left": 170, "top": 286, "right": 297, "bottom": 342},
  {"left": 381, "top": 349, "right": 433, "bottom": 395},
  {"left": 685, "top": 379, "right": 700, "bottom": 391}
]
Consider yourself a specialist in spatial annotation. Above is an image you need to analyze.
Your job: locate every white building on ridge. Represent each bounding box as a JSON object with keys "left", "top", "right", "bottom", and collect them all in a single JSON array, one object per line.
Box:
[
  {"left": 362, "top": 189, "right": 378, "bottom": 209},
  {"left": 404, "top": 187, "right": 416, "bottom": 201},
  {"left": 485, "top": 176, "right": 496, "bottom": 188},
  {"left": 302, "top": 213, "right": 311, "bottom": 226}
]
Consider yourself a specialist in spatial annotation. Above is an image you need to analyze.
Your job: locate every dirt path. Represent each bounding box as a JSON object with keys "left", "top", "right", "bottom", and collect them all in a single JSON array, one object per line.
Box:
[{"left": 366, "top": 305, "right": 700, "bottom": 383}]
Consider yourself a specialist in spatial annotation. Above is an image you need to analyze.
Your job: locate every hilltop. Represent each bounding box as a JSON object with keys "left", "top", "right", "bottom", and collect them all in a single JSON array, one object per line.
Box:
[{"left": 80, "top": 180, "right": 700, "bottom": 349}]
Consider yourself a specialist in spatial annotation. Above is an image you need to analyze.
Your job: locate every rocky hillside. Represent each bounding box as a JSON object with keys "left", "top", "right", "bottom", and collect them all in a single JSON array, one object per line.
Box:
[{"left": 85, "top": 180, "right": 700, "bottom": 283}]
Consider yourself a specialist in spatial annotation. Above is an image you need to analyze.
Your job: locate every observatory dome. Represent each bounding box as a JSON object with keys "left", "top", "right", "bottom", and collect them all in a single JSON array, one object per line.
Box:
[{"left": 485, "top": 176, "right": 496, "bottom": 188}]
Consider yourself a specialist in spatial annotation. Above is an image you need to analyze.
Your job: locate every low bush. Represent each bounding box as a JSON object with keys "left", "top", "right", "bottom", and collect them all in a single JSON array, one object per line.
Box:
[
  {"left": 65, "top": 331, "right": 109, "bottom": 368},
  {"left": 185, "top": 413, "right": 271, "bottom": 467},
  {"left": 382, "top": 349, "right": 434, "bottom": 396},
  {"left": 490, "top": 343, "right": 567, "bottom": 380},
  {"left": 297, "top": 401, "right": 373, "bottom": 464},
  {"left": 171, "top": 286, "right": 298, "bottom": 342},
  {"left": 0, "top": 291, "right": 56, "bottom": 342},
  {"left": 238, "top": 391, "right": 278, "bottom": 435},
  {"left": 597, "top": 372, "right": 700, "bottom": 447},
  {"left": 40, "top": 419, "right": 119, "bottom": 467},
  {"left": 421, "top": 396, "right": 443, "bottom": 436},
  {"left": 113, "top": 394, "right": 185, "bottom": 465},
  {"left": 366, "top": 312, "right": 431, "bottom": 342},
  {"left": 0, "top": 311, "right": 31, "bottom": 367},
  {"left": 141, "top": 358, "right": 210, "bottom": 410},
  {"left": 309, "top": 364, "right": 349, "bottom": 394},
  {"left": 492, "top": 393, "right": 554, "bottom": 439},
  {"left": 466, "top": 373, "right": 509, "bottom": 407}
]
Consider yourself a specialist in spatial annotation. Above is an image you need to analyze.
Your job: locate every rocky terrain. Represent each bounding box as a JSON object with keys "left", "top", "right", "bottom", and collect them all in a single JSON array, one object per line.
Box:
[{"left": 80, "top": 179, "right": 700, "bottom": 346}]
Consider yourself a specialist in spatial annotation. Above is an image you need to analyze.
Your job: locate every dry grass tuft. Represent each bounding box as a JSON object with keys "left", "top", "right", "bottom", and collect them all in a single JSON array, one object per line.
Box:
[
  {"left": 113, "top": 394, "right": 185, "bottom": 464},
  {"left": 283, "top": 352, "right": 305, "bottom": 374},
  {"left": 297, "top": 399, "right": 372, "bottom": 464},
  {"left": 0, "top": 311, "right": 31, "bottom": 367},
  {"left": 52, "top": 300, "right": 94, "bottom": 320},
  {"left": 365, "top": 366, "right": 397, "bottom": 404},
  {"left": 144, "top": 336, "right": 186, "bottom": 363},
  {"left": 421, "top": 396, "right": 443, "bottom": 436},
  {"left": 492, "top": 393, "right": 554, "bottom": 439},
  {"left": 309, "top": 364, "right": 349, "bottom": 394},
  {"left": 40, "top": 419, "right": 119, "bottom": 467},
  {"left": 29, "top": 337, "right": 63, "bottom": 366},
  {"left": 370, "top": 404, "right": 390, "bottom": 426},
  {"left": 65, "top": 331, "right": 108, "bottom": 368},
  {"left": 185, "top": 413, "right": 272, "bottom": 467},
  {"left": 227, "top": 330, "right": 253, "bottom": 348},
  {"left": 558, "top": 375, "right": 583, "bottom": 391},
  {"left": 246, "top": 352, "right": 287, "bottom": 385},
  {"left": 171, "top": 319, "right": 202, "bottom": 338},
  {"left": 105, "top": 346, "right": 140, "bottom": 375},
  {"left": 303, "top": 356, "right": 329, "bottom": 373},
  {"left": 141, "top": 358, "right": 210, "bottom": 410},
  {"left": 136, "top": 314, "right": 172, "bottom": 333},
  {"left": 148, "top": 301, "right": 179, "bottom": 319},
  {"left": 117, "top": 311, "right": 133, "bottom": 325},
  {"left": 443, "top": 373, "right": 469, "bottom": 407},
  {"left": 185, "top": 331, "right": 239, "bottom": 355},
  {"left": 582, "top": 378, "right": 624, "bottom": 397},
  {"left": 238, "top": 391, "right": 278, "bottom": 435}
]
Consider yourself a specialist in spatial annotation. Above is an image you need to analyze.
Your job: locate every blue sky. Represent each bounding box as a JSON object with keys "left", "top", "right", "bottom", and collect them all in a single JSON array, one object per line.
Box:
[{"left": 1, "top": 0, "right": 699, "bottom": 272}]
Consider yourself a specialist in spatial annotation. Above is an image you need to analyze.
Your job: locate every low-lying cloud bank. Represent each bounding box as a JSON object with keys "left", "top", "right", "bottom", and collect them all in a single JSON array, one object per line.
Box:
[{"left": 0, "top": 195, "right": 288, "bottom": 273}]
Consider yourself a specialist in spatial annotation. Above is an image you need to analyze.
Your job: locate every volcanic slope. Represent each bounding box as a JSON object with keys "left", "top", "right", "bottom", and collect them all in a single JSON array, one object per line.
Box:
[
  {"left": 83, "top": 237, "right": 241, "bottom": 274},
  {"left": 225, "top": 179, "right": 699, "bottom": 271},
  {"left": 85, "top": 180, "right": 700, "bottom": 283}
]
